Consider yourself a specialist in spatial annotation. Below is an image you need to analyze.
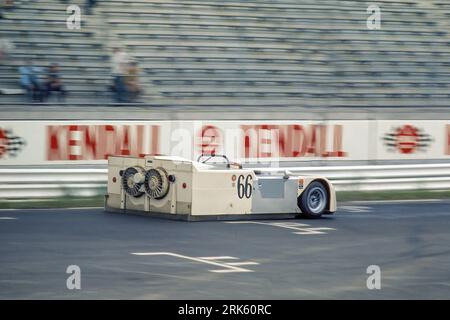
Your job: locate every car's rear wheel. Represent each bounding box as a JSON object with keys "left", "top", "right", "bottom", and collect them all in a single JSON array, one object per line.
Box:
[{"left": 298, "top": 181, "right": 328, "bottom": 219}]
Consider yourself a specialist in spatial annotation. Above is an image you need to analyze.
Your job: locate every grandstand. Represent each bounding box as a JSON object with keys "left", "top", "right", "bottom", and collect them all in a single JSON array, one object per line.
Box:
[{"left": 1, "top": 0, "right": 450, "bottom": 107}]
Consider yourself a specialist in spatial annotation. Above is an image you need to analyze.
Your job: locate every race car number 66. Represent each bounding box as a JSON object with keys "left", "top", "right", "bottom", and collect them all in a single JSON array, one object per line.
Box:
[{"left": 237, "top": 174, "right": 252, "bottom": 199}]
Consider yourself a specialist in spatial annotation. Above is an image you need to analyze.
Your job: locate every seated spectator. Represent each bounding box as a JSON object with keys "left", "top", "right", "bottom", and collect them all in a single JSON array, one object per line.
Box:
[
  {"left": 86, "top": 0, "right": 96, "bottom": 15},
  {"left": 45, "top": 63, "right": 66, "bottom": 101},
  {"left": 111, "top": 47, "right": 129, "bottom": 103},
  {"left": 3, "top": 0, "right": 15, "bottom": 9},
  {"left": 0, "top": 38, "right": 14, "bottom": 64},
  {"left": 19, "top": 61, "right": 44, "bottom": 102},
  {"left": 126, "top": 60, "right": 141, "bottom": 101}
]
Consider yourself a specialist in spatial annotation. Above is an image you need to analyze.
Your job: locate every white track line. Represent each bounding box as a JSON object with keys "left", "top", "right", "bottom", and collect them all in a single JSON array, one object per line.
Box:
[
  {"left": 197, "top": 256, "right": 238, "bottom": 260},
  {"left": 131, "top": 252, "right": 258, "bottom": 273},
  {"left": 226, "top": 262, "right": 260, "bottom": 266},
  {"left": 347, "top": 199, "right": 443, "bottom": 205}
]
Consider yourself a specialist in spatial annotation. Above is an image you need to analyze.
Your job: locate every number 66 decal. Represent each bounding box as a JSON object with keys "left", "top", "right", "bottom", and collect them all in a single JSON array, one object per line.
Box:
[{"left": 237, "top": 174, "right": 253, "bottom": 199}]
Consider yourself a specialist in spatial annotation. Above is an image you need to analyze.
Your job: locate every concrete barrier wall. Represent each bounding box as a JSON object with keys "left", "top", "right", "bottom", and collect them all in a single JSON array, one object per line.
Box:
[{"left": 1, "top": 119, "right": 450, "bottom": 165}]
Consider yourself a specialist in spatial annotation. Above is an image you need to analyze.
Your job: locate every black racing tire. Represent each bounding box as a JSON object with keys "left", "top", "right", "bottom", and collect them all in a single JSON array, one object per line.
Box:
[{"left": 297, "top": 181, "right": 329, "bottom": 219}]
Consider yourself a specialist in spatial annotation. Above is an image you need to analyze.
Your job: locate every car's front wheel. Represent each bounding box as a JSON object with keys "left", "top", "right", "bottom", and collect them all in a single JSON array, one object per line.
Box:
[{"left": 297, "top": 181, "right": 328, "bottom": 218}]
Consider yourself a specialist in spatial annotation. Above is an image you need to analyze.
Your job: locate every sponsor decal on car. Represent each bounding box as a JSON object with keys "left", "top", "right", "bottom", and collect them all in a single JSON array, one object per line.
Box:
[{"left": 298, "top": 178, "right": 304, "bottom": 190}]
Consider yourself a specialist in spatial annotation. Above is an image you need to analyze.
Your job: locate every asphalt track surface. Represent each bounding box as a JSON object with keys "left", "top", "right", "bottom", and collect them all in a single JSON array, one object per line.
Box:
[{"left": 1, "top": 200, "right": 450, "bottom": 299}]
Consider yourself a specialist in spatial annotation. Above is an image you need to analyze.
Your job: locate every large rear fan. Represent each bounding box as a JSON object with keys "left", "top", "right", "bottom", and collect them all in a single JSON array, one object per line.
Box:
[
  {"left": 121, "top": 166, "right": 145, "bottom": 197},
  {"left": 144, "top": 168, "right": 170, "bottom": 199}
]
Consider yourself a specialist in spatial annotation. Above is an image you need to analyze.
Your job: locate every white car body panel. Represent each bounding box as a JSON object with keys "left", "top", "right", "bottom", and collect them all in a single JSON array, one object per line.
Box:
[{"left": 105, "top": 155, "right": 336, "bottom": 220}]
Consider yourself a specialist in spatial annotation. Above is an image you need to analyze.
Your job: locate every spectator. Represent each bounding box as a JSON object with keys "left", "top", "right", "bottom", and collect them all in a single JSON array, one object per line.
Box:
[
  {"left": 85, "top": 0, "right": 96, "bottom": 15},
  {"left": 126, "top": 60, "right": 141, "bottom": 101},
  {"left": 45, "top": 63, "right": 66, "bottom": 101},
  {"left": 3, "top": 0, "right": 14, "bottom": 9},
  {"left": 111, "top": 47, "right": 129, "bottom": 102},
  {"left": 19, "top": 60, "right": 44, "bottom": 102},
  {"left": 0, "top": 38, "right": 14, "bottom": 63}
]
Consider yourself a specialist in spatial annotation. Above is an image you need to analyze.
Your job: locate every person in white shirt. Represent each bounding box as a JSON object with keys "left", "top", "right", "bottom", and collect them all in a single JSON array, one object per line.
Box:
[
  {"left": 111, "top": 47, "right": 129, "bottom": 102},
  {"left": 0, "top": 38, "right": 14, "bottom": 63}
]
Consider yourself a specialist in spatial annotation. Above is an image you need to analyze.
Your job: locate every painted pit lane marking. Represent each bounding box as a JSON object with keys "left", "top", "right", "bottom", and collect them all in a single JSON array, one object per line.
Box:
[
  {"left": 339, "top": 206, "right": 373, "bottom": 213},
  {"left": 131, "top": 252, "right": 259, "bottom": 273},
  {"left": 226, "top": 221, "right": 335, "bottom": 235},
  {"left": 0, "top": 217, "right": 17, "bottom": 220}
]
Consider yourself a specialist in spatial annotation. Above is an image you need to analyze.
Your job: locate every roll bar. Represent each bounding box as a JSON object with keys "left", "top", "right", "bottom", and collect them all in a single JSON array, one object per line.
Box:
[{"left": 196, "top": 153, "right": 242, "bottom": 169}]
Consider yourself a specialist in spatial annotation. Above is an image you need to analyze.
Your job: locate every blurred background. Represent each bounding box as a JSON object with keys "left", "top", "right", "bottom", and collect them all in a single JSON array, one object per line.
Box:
[
  {"left": 1, "top": 0, "right": 450, "bottom": 106},
  {"left": 1, "top": 0, "right": 450, "bottom": 206}
]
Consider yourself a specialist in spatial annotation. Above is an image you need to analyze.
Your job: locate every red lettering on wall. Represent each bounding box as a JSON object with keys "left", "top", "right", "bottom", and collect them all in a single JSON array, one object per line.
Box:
[
  {"left": 120, "top": 125, "right": 130, "bottom": 156},
  {"left": 446, "top": 124, "right": 450, "bottom": 155},
  {"left": 152, "top": 125, "right": 160, "bottom": 155},
  {"left": 46, "top": 125, "right": 160, "bottom": 161},
  {"left": 84, "top": 126, "right": 97, "bottom": 159},
  {"left": 68, "top": 125, "right": 82, "bottom": 160},
  {"left": 198, "top": 125, "right": 222, "bottom": 155},
  {"left": 241, "top": 124, "right": 347, "bottom": 159},
  {"left": 47, "top": 126, "right": 62, "bottom": 160}
]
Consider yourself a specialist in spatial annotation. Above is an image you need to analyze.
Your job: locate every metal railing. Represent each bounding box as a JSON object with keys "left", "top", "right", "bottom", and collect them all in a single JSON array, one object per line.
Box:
[{"left": 1, "top": 163, "right": 450, "bottom": 199}]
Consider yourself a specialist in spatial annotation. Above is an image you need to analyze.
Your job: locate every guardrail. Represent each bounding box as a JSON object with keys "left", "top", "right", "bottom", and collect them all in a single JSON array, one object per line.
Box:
[
  {"left": 255, "top": 163, "right": 450, "bottom": 191},
  {"left": 1, "top": 164, "right": 450, "bottom": 199},
  {"left": 0, "top": 168, "right": 106, "bottom": 198}
]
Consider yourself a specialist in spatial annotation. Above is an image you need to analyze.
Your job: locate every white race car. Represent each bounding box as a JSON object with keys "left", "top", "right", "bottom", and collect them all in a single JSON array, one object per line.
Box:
[{"left": 105, "top": 154, "right": 337, "bottom": 221}]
